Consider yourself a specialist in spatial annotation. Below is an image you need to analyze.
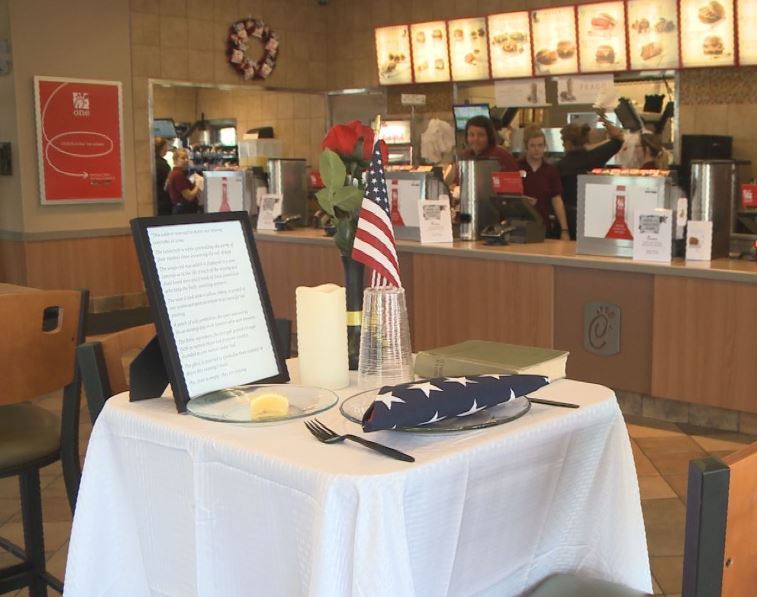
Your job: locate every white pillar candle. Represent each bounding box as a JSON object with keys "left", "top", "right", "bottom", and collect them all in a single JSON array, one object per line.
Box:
[{"left": 295, "top": 284, "right": 349, "bottom": 390}]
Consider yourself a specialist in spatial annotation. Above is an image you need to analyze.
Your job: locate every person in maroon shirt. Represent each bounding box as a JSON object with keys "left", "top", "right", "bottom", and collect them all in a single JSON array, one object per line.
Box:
[
  {"left": 459, "top": 115, "right": 519, "bottom": 171},
  {"left": 518, "top": 126, "right": 570, "bottom": 241},
  {"left": 166, "top": 149, "right": 201, "bottom": 214}
]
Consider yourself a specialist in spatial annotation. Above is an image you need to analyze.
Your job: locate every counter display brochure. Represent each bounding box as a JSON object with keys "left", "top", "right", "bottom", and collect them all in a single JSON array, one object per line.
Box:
[
  {"left": 130, "top": 212, "right": 289, "bottom": 413},
  {"left": 632, "top": 209, "right": 673, "bottom": 262},
  {"left": 256, "top": 193, "right": 283, "bottom": 230},
  {"left": 418, "top": 197, "right": 454, "bottom": 244}
]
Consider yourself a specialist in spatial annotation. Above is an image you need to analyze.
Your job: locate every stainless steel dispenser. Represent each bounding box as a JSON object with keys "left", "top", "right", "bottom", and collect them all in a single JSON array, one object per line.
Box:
[
  {"left": 267, "top": 158, "right": 308, "bottom": 224},
  {"left": 458, "top": 159, "right": 499, "bottom": 240},
  {"left": 689, "top": 159, "right": 735, "bottom": 258}
]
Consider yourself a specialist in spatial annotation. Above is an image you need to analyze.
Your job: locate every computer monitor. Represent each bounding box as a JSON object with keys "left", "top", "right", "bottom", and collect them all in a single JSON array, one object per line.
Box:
[
  {"left": 453, "top": 104, "right": 491, "bottom": 131},
  {"left": 489, "top": 195, "right": 542, "bottom": 224},
  {"left": 152, "top": 118, "right": 177, "bottom": 139}
]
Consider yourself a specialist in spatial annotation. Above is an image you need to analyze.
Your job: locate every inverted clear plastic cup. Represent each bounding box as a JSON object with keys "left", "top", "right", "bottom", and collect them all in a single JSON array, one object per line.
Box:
[{"left": 357, "top": 287, "right": 414, "bottom": 388}]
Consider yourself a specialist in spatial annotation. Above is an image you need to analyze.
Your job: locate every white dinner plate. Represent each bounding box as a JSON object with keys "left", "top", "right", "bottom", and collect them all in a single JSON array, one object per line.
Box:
[{"left": 187, "top": 384, "right": 338, "bottom": 423}]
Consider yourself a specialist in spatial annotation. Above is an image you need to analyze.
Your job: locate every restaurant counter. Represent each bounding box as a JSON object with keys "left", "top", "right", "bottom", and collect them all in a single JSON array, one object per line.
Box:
[{"left": 254, "top": 229, "right": 757, "bottom": 418}]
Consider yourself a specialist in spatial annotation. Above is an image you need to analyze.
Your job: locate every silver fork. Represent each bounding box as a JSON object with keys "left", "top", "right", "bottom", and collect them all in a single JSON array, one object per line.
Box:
[{"left": 304, "top": 419, "right": 415, "bottom": 463}]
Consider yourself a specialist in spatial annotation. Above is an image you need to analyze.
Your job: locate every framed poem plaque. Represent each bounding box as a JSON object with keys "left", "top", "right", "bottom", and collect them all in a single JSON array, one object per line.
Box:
[
  {"left": 375, "top": 25, "right": 413, "bottom": 85},
  {"left": 577, "top": 1, "right": 628, "bottom": 72},
  {"left": 627, "top": 0, "right": 680, "bottom": 70},
  {"left": 34, "top": 76, "right": 124, "bottom": 205},
  {"left": 487, "top": 11, "right": 533, "bottom": 79},
  {"left": 680, "top": 0, "right": 735, "bottom": 67},
  {"left": 410, "top": 21, "right": 451, "bottom": 82},
  {"left": 531, "top": 6, "right": 579, "bottom": 75},
  {"left": 448, "top": 16, "right": 491, "bottom": 81},
  {"left": 130, "top": 212, "right": 289, "bottom": 413}
]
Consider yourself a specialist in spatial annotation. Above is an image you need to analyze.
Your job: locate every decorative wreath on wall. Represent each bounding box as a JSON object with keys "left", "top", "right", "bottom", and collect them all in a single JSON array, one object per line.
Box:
[{"left": 226, "top": 18, "right": 280, "bottom": 80}]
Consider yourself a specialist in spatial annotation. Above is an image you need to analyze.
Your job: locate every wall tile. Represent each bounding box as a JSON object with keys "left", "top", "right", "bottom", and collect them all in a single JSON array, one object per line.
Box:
[
  {"left": 132, "top": 45, "right": 163, "bottom": 77},
  {"left": 739, "top": 412, "right": 757, "bottom": 435},
  {"left": 188, "top": 50, "right": 215, "bottom": 83},
  {"left": 642, "top": 396, "right": 689, "bottom": 423},
  {"left": 214, "top": 0, "right": 239, "bottom": 25},
  {"left": 133, "top": 108, "right": 150, "bottom": 142},
  {"left": 160, "top": 16, "right": 189, "bottom": 49},
  {"left": 131, "top": 0, "right": 159, "bottom": 14},
  {"left": 693, "top": 104, "right": 728, "bottom": 135},
  {"left": 159, "top": 0, "right": 187, "bottom": 17},
  {"left": 131, "top": 13, "right": 160, "bottom": 47},
  {"left": 616, "top": 391, "right": 643, "bottom": 416},
  {"left": 187, "top": 0, "right": 212, "bottom": 16},
  {"left": 161, "top": 50, "right": 190, "bottom": 80},
  {"left": 132, "top": 77, "right": 150, "bottom": 111},
  {"left": 688, "top": 403, "right": 739, "bottom": 432},
  {"left": 188, "top": 18, "right": 216, "bottom": 51}
]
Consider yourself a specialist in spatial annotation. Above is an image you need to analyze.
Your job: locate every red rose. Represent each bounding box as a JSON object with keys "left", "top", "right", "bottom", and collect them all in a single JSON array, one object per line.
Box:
[{"left": 321, "top": 120, "right": 375, "bottom": 161}]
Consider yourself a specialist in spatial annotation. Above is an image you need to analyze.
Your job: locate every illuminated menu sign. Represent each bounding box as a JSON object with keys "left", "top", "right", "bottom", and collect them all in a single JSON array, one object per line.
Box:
[
  {"left": 577, "top": 1, "right": 628, "bottom": 72},
  {"left": 375, "top": 25, "right": 413, "bottom": 85},
  {"left": 737, "top": 0, "right": 757, "bottom": 64},
  {"left": 680, "top": 0, "right": 735, "bottom": 67},
  {"left": 410, "top": 21, "right": 451, "bottom": 82},
  {"left": 487, "top": 11, "right": 533, "bottom": 79},
  {"left": 448, "top": 17, "right": 490, "bottom": 81},
  {"left": 627, "top": 0, "right": 680, "bottom": 70},
  {"left": 531, "top": 7, "right": 579, "bottom": 75}
]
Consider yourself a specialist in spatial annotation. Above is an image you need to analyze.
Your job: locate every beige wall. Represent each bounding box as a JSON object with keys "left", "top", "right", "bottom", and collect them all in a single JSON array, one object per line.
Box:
[{"left": 0, "top": 0, "right": 22, "bottom": 233}]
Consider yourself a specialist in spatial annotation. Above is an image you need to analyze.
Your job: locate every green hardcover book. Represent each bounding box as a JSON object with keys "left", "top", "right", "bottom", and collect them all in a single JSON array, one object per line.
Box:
[{"left": 414, "top": 340, "right": 569, "bottom": 380}]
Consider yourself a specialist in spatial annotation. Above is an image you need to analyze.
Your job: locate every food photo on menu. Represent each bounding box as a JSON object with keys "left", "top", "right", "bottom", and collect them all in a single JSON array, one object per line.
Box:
[
  {"left": 578, "top": 2, "right": 627, "bottom": 72},
  {"left": 680, "top": 0, "right": 735, "bottom": 66},
  {"left": 411, "top": 21, "right": 450, "bottom": 82},
  {"left": 627, "top": 0, "right": 679, "bottom": 69},
  {"left": 448, "top": 17, "right": 490, "bottom": 81},
  {"left": 375, "top": 25, "right": 412, "bottom": 85},
  {"left": 488, "top": 12, "right": 533, "bottom": 79},
  {"left": 530, "top": 7, "right": 579, "bottom": 75}
]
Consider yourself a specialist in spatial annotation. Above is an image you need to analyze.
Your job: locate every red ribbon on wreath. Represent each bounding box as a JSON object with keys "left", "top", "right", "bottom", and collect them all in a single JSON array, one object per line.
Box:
[{"left": 226, "top": 18, "right": 279, "bottom": 81}]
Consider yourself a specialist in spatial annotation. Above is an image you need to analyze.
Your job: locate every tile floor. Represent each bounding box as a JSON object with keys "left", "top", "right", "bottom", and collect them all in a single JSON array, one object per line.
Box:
[{"left": 1, "top": 399, "right": 754, "bottom": 597}]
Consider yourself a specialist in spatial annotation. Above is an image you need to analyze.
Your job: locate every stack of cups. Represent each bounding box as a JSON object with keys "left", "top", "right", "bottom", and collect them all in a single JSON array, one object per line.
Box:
[{"left": 357, "top": 287, "right": 413, "bottom": 388}]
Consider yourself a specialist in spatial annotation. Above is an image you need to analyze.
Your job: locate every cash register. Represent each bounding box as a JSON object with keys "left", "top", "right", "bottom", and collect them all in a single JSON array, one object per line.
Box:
[{"left": 479, "top": 195, "right": 546, "bottom": 244}]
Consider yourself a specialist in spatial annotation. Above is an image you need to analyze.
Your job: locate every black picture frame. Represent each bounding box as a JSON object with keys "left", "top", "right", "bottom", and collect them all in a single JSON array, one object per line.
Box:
[{"left": 130, "top": 211, "right": 289, "bottom": 413}]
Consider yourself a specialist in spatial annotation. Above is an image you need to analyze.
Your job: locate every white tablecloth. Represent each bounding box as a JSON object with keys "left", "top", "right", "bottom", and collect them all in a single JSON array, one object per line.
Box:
[{"left": 65, "top": 371, "right": 651, "bottom": 597}]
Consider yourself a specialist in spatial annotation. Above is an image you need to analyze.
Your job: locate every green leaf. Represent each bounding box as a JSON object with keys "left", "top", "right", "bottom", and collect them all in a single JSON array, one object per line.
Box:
[
  {"left": 319, "top": 149, "right": 347, "bottom": 189},
  {"left": 315, "top": 188, "right": 336, "bottom": 217},
  {"left": 333, "top": 185, "right": 364, "bottom": 213},
  {"left": 334, "top": 214, "right": 357, "bottom": 255}
]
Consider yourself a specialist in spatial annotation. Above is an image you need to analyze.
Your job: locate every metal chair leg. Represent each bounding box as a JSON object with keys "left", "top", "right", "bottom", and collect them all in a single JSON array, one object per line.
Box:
[{"left": 19, "top": 469, "right": 47, "bottom": 597}]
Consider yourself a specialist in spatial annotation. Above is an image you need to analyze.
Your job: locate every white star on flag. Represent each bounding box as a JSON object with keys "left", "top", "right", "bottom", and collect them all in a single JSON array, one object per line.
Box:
[
  {"left": 443, "top": 377, "right": 478, "bottom": 387},
  {"left": 419, "top": 411, "right": 445, "bottom": 425},
  {"left": 456, "top": 399, "right": 486, "bottom": 417},
  {"left": 406, "top": 381, "right": 443, "bottom": 397},
  {"left": 478, "top": 373, "right": 508, "bottom": 379},
  {"left": 375, "top": 392, "right": 406, "bottom": 410}
]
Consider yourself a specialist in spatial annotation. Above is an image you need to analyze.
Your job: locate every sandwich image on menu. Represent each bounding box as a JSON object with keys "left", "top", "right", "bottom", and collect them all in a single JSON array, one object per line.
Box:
[
  {"left": 577, "top": 1, "right": 628, "bottom": 72},
  {"left": 680, "top": 0, "right": 735, "bottom": 67},
  {"left": 487, "top": 11, "right": 533, "bottom": 79},
  {"left": 411, "top": 21, "right": 451, "bottom": 82},
  {"left": 448, "top": 17, "right": 490, "bottom": 81},
  {"left": 627, "top": 0, "right": 680, "bottom": 69},
  {"left": 375, "top": 25, "right": 413, "bottom": 85},
  {"left": 531, "top": 7, "right": 579, "bottom": 75}
]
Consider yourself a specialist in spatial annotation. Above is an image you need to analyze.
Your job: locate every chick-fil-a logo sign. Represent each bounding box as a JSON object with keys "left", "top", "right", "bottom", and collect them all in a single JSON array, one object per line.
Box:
[{"left": 34, "top": 76, "right": 124, "bottom": 204}]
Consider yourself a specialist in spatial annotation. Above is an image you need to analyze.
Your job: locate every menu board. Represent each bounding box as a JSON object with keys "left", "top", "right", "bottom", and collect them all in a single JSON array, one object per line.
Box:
[
  {"left": 531, "top": 7, "right": 579, "bottom": 75},
  {"left": 627, "top": 0, "right": 680, "bottom": 70},
  {"left": 447, "top": 17, "right": 490, "bottom": 81},
  {"left": 487, "top": 12, "right": 533, "bottom": 79},
  {"left": 410, "top": 21, "right": 451, "bottom": 82},
  {"left": 680, "top": 0, "right": 735, "bottom": 67},
  {"left": 737, "top": 0, "right": 757, "bottom": 64},
  {"left": 578, "top": 2, "right": 628, "bottom": 72},
  {"left": 375, "top": 25, "right": 413, "bottom": 85}
]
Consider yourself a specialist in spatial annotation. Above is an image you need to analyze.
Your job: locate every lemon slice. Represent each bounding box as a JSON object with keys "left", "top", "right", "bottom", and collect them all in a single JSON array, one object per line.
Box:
[{"left": 249, "top": 392, "right": 289, "bottom": 420}]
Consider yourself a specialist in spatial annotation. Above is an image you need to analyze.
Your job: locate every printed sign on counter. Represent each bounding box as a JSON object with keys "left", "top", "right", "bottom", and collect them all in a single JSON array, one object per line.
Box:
[
  {"left": 531, "top": 7, "right": 579, "bottom": 75},
  {"left": 737, "top": 0, "right": 757, "bottom": 65},
  {"left": 494, "top": 78, "right": 547, "bottom": 107},
  {"left": 34, "top": 76, "right": 124, "bottom": 204},
  {"left": 583, "top": 182, "right": 662, "bottom": 239},
  {"left": 418, "top": 198, "right": 454, "bottom": 244},
  {"left": 487, "top": 11, "right": 533, "bottom": 79},
  {"left": 375, "top": 25, "right": 413, "bottom": 85},
  {"left": 256, "top": 193, "right": 282, "bottom": 230},
  {"left": 555, "top": 74, "right": 614, "bottom": 104},
  {"left": 206, "top": 175, "right": 243, "bottom": 213},
  {"left": 686, "top": 220, "right": 713, "bottom": 260},
  {"left": 448, "top": 17, "right": 490, "bottom": 81},
  {"left": 680, "top": 0, "right": 735, "bottom": 67},
  {"left": 627, "top": 0, "right": 680, "bottom": 70},
  {"left": 632, "top": 209, "right": 673, "bottom": 262},
  {"left": 410, "top": 21, "right": 451, "bottom": 83},
  {"left": 577, "top": 1, "right": 628, "bottom": 73}
]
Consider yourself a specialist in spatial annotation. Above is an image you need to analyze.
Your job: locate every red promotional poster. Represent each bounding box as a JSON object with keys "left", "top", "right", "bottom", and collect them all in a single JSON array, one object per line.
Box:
[{"left": 34, "top": 76, "right": 124, "bottom": 204}]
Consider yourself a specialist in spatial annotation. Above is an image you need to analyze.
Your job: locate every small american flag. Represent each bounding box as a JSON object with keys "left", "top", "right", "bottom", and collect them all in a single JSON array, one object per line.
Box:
[{"left": 351, "top": 140, "right": 401, "bottom": 288}]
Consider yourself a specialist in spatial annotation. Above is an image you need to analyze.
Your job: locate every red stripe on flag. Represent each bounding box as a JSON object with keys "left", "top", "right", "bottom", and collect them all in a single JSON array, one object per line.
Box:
[{"left": 353, "top": 228, "right": 400, "bottom": 287}]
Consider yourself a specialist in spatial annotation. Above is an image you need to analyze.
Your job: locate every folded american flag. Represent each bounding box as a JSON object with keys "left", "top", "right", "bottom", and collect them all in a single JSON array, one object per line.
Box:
[{"left": 362, "top": 374, "right": 550, "bottom": 432}]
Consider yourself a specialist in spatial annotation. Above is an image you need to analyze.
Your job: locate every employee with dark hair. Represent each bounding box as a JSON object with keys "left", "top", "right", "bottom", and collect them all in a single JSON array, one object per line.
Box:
[
  {"left": 460, "top": 115, "right": 519, "bottom": 171},
  {"left": 154, "top": 137, "right": 172, "bottom": 216},
  {"left": 557, "top": 117, "right": 625, "bottom": 239}
]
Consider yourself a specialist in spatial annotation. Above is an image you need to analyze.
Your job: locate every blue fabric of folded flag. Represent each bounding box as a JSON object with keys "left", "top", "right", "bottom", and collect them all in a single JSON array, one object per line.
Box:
[{"left": 361, "top": 374, "right": 550, "bottom": 432}]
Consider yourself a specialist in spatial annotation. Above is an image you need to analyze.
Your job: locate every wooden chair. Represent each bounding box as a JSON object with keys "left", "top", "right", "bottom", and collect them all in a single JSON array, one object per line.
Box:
[
  {"left": 0, "top": 289, "right": 88, "bottom": 596},
  {"left": 77, "top": 318, "right": 293, "bottom": 424}
]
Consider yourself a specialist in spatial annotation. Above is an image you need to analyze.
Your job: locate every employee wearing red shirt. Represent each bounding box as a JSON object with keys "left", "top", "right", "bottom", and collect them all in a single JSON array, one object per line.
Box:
[
  {"left": 518, "top": 126, "right": 570, "bottom": 241},
  {"left": 459, "top": 115, "right": 519, "bottom": 171},
  {"left": 166, "top": 148, "right": 201, "bottom": 214}
]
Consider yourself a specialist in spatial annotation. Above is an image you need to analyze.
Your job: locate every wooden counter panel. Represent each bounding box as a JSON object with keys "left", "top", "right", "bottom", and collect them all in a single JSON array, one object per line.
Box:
[
  {"left": 652, "top": 277, "right": 757, "bottom": 413},
  {"left": 554, "top": 268, "right": 654, "bottom": 394},
  {"left": 409, "top": 254, "right": 553, "bottom": 351},
  {"left": 0, "top": 239, "right": 27, "bottom": 285}
]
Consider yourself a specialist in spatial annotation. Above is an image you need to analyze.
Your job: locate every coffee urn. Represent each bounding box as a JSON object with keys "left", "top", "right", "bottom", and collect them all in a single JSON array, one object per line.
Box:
[
  {"left": 267, "top": 158, "right": 308, "bottom": 224},
  {"left": 689, "top": 159, "right": 735, "bottom": 258},
  {"left": 458, "top": 159, "right": 500, "bottom": 240}
]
